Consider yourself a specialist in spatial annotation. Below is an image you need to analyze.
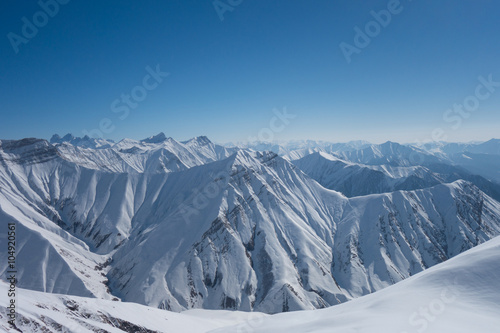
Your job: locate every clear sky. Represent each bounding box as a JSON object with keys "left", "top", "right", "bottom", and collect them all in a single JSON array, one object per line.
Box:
[{"left": 1, "top": 0, "right": 499, "bottom": 144}]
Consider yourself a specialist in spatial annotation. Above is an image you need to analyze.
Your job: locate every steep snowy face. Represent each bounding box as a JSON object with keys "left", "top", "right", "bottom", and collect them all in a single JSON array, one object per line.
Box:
[
  {"left": 292, "top": 152, "right": 441, "bottom": 197},
  {"left": 0, "top": 138, "right": 59, "bottom": 164},
  {"left": 107, "top": 150, "right": 348, "bottom": 313},
  {"left": 333, "top": 180, "right": 500, "bottom": 300},
  {"left": 0, "top": 139, "right": 124, "bottom": 299},
  {"left": 213, "top": 235, "right": 500, "bottom": 333},
  {"left": 140, "top": 132, "right": 168, "bottom": 144},
  {"left": 0, "top": 140, "right": 141, "bottom": 254},
  {"left": 1, "top": 136, "right": 500, "bottom": 315}
]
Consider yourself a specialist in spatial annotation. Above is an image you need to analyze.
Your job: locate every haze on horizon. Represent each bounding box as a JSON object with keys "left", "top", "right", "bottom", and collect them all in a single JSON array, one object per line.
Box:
[{"left": 1, "top": 0, "right": 499, "bottom": 143}]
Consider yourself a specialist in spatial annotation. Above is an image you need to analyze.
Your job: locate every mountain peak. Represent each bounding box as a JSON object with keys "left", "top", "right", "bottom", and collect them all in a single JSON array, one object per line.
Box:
[
  {"left": 380, "top": 140, "right": 402, "bottom": 148},
  {"left": 182, "top": 136, "right": 212, "bottom": 146},
  {"left": 229, "top": 149, "right": 278, "bottom": 171},
  {"left": 195, "top": 135, "right": 211, "bottom": 144},
  {"left": 50, "top": 133, "right": 76, "bottom": 144},
  {"left": 141, "top": 132, "right": 167, "bottom": 144},
  {"left": 49, "top": 133, "right": 113, "bottom": 149},
  {"left": 49, "top": 134, "right": 61, "bottom": 143},
  {"left": 62, "top": 133, "right": 75, "bottom": 141}
]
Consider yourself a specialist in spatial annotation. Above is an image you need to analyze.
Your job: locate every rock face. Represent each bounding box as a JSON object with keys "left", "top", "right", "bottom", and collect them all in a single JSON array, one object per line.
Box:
[{"left": 1, "top": 136, "right": 500, "bottom": 314}]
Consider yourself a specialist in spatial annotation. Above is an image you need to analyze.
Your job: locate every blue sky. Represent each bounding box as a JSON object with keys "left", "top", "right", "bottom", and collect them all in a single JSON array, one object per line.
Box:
[{"left": 1, "top": 0, "right": 499, "bottom": 143}]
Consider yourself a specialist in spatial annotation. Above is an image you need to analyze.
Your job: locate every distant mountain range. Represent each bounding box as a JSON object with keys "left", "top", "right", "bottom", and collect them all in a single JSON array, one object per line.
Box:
[{"left": 229, "top": 138, "right": 500, "bottom": 183}]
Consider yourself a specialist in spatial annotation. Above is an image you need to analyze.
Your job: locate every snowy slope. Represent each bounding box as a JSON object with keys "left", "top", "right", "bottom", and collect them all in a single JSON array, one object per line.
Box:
[
  {"left": 412, "top": 139, "right": 500, "bottom": 182},
  {"left": 292, "top": 151, "right": 500, "bottom": 200},
  {"left": 0, "top": 281, "right": 268, "bottom": 333},
  {"left": 0, "top": 139, "right": 114, "bottom": 298},
  {"left": 416, "top": 138, "right": 500, "bottom": 156},
  {"left": 292, "top": 151, "right": 440, "bottom": 196},
  {"left": 51, "top": 134, "right": 237, "bottom": 174},
  {"left": 469, "top": 138, "right": 500, "bottom": 155},
  {"left": 212, "top": 235, "right": 500, "bottom": 333},
  {"left": 448, "top": 152, "right": 500, "bottom": 183}
]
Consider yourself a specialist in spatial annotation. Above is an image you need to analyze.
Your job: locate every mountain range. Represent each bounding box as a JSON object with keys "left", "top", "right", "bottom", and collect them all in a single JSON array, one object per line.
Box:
[{"left": 1, "top": 134, "right": 500, "bottom": 331}]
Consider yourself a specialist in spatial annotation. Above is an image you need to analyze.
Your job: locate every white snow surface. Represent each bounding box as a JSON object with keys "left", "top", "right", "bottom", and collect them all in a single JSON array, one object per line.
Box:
[{"left": 0, "top": 281, "right": 269, "bottom": 332}]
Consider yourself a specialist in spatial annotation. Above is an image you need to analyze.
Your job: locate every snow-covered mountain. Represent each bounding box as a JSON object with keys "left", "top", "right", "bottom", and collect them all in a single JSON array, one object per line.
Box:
[
  {"left": 415, "top": 138, "right": 500, "bottom": 156},
  {"left": 331, "top": 141, "right": 445, "bottom": 167},
  {"left": 224, "top": 140, "right": 371, "bottom": 156},
  {"left": 447, "top": 152, "right": 500, "bottom": 183},
  {"left": 292, "top": 151, "right": 440, "bottom": 196},
  {"left": 3, "top": 235, "right": 499, "bottom": 332},
  {"left": 231, "top": 139, "right": 500, "bottom": 185},
  {"left": 470, "top": 138, "right": 500, "bottom": 155},
  {"left": 2, "top": 135, "right": 500, "bottom": 316},
  {"left": 292, "top": 151, "right": 500, "bottom": 200},
  {"left": 407, "top": 139, "right": 500, "bottom": 183},
  {"left": 50, "top": 133, "right": 115, "bottom": 149},
  {"left": 50, "top": 133, "right": 238, "bottom": 173}
]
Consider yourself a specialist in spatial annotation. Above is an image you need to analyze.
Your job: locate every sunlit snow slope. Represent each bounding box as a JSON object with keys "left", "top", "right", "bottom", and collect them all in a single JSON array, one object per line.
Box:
[{"left": 0, "top": 281, "right": 269, "bottom": 333}]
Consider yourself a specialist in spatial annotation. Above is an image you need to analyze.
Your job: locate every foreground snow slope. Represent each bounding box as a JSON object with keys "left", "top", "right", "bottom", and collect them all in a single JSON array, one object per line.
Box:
[
  {"left": 0, "top": 281, "right": 268, "bottom": 333},
  {"left": 211, "top": 235, "right": 500, "bottom": 333}
]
